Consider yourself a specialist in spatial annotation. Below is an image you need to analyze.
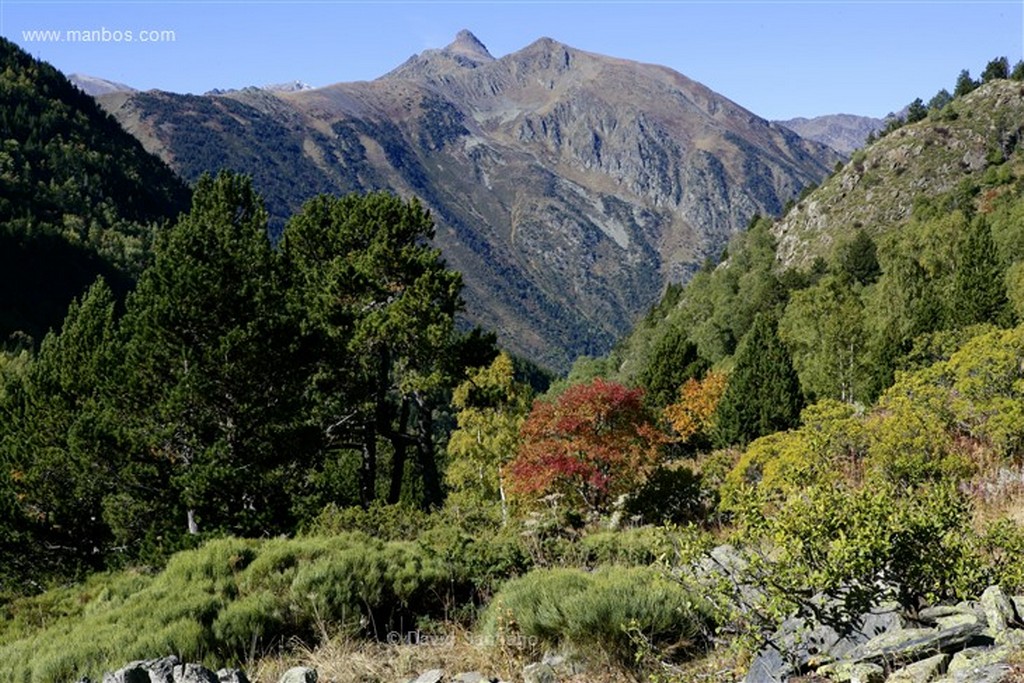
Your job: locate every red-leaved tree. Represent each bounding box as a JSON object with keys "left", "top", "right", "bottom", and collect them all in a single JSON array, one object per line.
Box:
[{"left": 507, "top": 378, "right": 663, "bottom": 514}]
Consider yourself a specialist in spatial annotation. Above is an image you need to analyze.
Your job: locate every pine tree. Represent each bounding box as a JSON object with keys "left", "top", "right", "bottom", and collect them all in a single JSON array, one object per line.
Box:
[
  {"left": 282, "top": 192, "right": 473, "bottom": 509},
  {"left": 714, "top": 313, "right": 803, "bottom": 447},
  {"left": 637, "top": 324, "right": 708, "bottom": 410},
  {"left": 120, "top": 171, "right": 304, "bottom": 538},
  {"left": 950, "top": 216, "right": 1010, "bottom": 327},
  {"left": 1, "top": 278, "right": 123, "bottom": 578}
]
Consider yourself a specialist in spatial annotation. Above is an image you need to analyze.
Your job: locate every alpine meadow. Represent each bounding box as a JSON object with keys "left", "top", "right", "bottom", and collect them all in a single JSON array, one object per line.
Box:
[{"left": 6, "top": 27, "right": 1024, "bottom": 683}]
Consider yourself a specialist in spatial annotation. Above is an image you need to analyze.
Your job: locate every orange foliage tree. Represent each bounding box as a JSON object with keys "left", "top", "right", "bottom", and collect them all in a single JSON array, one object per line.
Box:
[
  {"left": 507, "top": 378, "right": 663, "bottom": 514},
  {"left": 663, "top": 371, "right": 727, "bottom": 445}
]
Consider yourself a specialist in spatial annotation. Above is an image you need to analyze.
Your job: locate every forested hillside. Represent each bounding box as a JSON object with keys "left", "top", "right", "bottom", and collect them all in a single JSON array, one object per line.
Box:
[{"left": 0, "top": 38, "right": 189, "bottom": 346}]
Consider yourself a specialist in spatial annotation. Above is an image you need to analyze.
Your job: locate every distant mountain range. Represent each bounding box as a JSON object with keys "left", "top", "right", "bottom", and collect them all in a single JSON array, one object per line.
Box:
[
  {"left": 92, "top": 30, "right": 842, "bottom": 370},
  {"left": 775, "top": 114, "right": 885, "bottom": 155}
]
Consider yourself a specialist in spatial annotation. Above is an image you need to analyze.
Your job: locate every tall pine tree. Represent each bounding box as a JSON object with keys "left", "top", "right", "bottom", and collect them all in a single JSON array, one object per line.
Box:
[
  {"left": 714, "top": 313, "right": 803, "bottom": 447},
  {"left": 950, "top": 216, "right": 1010, "bottom": 328},
  {"left": 120, "top": 172, "right": 305, "bottom": 538}
]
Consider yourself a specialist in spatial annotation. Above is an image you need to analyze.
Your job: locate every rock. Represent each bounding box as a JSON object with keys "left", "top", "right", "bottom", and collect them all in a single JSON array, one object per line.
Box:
[
  {"left": 845, "top": 621, "right": 987, "bottom": 664},
  {"left": 743, "top": 602, "right": 903, "bottom": 682},
  {"left": 885, "top": 653, "right": 949, "bottom": 683},
  {"left": 452, "top": 674, "right": 489, "bottom": 683},
  {"left": 172, "top": 664, "right": 218, "bottom": 683},
  {"left": 933, "top": 662, "right": 1014, "bottom": 682},
  {"left": 412, "top": 671, "right": 444, "bottom": 683},
  {"left": 815, "top": 660, "right": 884, "bottom": 682},
  {"left": 216, "top": 670, "right": 250, "bottom": 683},
  {"left": 521, "top": 662, "right": 554, "bottom": 683},
  {"left": 947, "top": 645, "right": 1013, "bottom": 675},
  {"left": 103, "top": 657, "right": 181, "bottom": 683},
  {"left": 277, "top": 668, "right": 317, "bottom": 683},
  {"left": 980, "top": 586, "right": 1017, "bottom": 636},
  {"left": 918, "top": 605, "right": 975, "bottom": 625},
  {"left": 935, "top": 613, "right": 982, "bottom": 630}
]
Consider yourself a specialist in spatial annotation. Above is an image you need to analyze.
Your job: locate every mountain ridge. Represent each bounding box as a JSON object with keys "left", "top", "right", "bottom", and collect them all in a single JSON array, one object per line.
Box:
[{"left": 96, "top": 30, "right": 841, "bottom": 371}]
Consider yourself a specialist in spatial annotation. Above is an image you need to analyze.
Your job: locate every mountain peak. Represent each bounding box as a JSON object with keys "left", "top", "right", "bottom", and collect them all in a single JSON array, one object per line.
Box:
[{"left": 445, "top": 29, "right": 494, "bottom": 63}]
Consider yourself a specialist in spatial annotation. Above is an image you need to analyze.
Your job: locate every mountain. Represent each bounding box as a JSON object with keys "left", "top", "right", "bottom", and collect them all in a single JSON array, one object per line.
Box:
[
  {"left": 69, "top": 73, "right": 137, "bottom": 97},
  {"left": 607, "top": 77, "right": 1024, "bottom": 409},
  {"left": 775, "top": 113, "right": 885, "bottom": 155},
  {"left": 774, "top": 80, "right": 1024, "bottom": 268},
  {"left": 95, "top": 30, "right": 841, "bottom": 371},
  {"left": 0, "top": 40, "right": 190, "bottom": 346}
]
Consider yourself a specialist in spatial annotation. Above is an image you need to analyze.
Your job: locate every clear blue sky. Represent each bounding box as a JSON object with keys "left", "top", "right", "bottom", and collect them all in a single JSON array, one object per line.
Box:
[{"left": 4, "top": 1, "right": 1023, "bottom": 120}]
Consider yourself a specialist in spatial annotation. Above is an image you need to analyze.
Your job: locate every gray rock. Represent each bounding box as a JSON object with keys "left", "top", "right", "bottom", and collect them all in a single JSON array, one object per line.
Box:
[
  {"left": 846, "top": 621, "right": 986, "bottom": 664},
  {"left": 935, "top": 613, "right": 982, "bottom": 630},
  {"left": 947, "top": 645, "right": 1013, "bottom": 675},
  {"left": 452, "top": 674, "right": 489, "bottom": 683},
  {"left": 215, "top": 670, "right": 250, "bottom": 683},
  {"left": 172, "top": 664, "right": 218, "bottom": 683},
  {"left": 743, "top": 602, "right": 903, "bottom": 682},
  {"left": 521, "top": 662, "right": 554, "bottom": 683},
  {"left": 981, "top": 586, "right": 1017, "bottom": 635},
  {"left": 885, "top": 653, "right": 949, "bottom": 683},
  {"left": 277, "top": 668, "right": 317, "bottom": 683},
  {"left": 815, "top": 660, "right": 884, "bottom": 682},
  {"left": 933, "top": 662, "right": 1013, "bottom": 683},
  {"left": 103, "top": 657, "right": 181, "bottom": 683},
  {"left": 918, "top": 605, "right": 974, "bottom": 624},
  {"left": 412, "top": 671, "right": 444, "bottom": 683}
]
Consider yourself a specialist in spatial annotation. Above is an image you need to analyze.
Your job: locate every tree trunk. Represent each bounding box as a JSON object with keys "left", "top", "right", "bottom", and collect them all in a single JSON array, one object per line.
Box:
[
  {"left": 187, "top": 508, "right": 199, "bottom": 535},
  {"left": 361, "top": 348, "right": 391, "bottom": 507},
  {"left": 414, "top": 393, "right": 443, "bottom": 509},
  {"left": 387, "top": 399, "right": 411, "bottom": 504}
]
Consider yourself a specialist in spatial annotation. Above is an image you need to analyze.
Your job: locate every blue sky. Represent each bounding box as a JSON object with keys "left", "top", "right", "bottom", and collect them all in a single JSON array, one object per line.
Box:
[{"left": 4, "top": 1, "right": 1023, "bottom": 120}]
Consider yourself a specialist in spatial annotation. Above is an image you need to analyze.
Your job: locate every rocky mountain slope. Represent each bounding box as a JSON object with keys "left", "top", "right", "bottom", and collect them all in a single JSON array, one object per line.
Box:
[
  {"left": 97, "top": 30, "right": 841, "bottom": 370},
  {"left": 774, "top": 80, "right": 1024, "bottom": 269},
  {"left": 775, "top": 113, "right": 885, "bottom": 154}
]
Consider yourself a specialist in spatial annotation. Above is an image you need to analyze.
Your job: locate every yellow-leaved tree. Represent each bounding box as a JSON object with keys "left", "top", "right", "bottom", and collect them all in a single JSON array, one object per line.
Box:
[{"left": 445, "top": 353, "right": 532, "bottom": 522}]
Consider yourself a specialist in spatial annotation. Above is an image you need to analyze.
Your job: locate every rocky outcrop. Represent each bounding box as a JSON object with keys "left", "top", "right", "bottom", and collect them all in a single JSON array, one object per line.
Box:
[
  {"left": 97, "top": 657, "right": 249, "bottom": 683},
  {"left": 745, "top": 585, "right": 1024, "bottom": 682}
]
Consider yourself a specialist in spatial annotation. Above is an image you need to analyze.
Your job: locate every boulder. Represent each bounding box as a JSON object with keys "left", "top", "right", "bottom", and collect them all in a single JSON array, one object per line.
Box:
[
  {"left": 815, "top": 660, "right": 884, "bottom": 682},
  {"left": 742, "top": 602, "right": 903, "bottom": 682},
  {"left": 452, "top": 674, "right": 489, "bottom": 683},
  {"left": 844, "top": 621, "right": 987, "bottom": 664},
  {"left": 411, "top": 671, "right": 444, "bottom": 683},
  {"left": 103, "top": 657, "right": 181, "bottom": 683},
  {"left": 278, "top": 668, "right": 317, "bottom": 683},
  {"left": 885, "top": 653, "right": 949, "bottom": 683},
  {"left": 947, "top": 645, "right": 1013, "bottom": 675},
  {"left": 215, "top": 670, "right": 250, "bottom": 683},
  {"left": 980, "top": 586, "right": 1017, "bottom": 636},
  {"left": 521, "top": 662, "right": 554, "bottom": 683},
  {"left": 171, "top": 664, "right": 217, "bottom": 683},
  {"left": 932, "top": 662, "right": 1014, "bottom": 682}
]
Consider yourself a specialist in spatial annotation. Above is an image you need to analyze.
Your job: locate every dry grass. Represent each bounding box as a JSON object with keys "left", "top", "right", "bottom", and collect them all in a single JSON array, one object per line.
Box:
[
  {"left": 248, "top": 624, "right": 534, "bottom": 683},
  {"left": 965, "top": 461, "right": 1024, "bottom": 529},
  {"left": 247, "top": 629, "right": 749, "bottom": 683}
]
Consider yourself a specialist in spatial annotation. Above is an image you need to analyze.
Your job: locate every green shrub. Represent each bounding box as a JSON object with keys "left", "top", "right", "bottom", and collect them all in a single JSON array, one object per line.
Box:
[
  {"left": 481, "top": 565, "right": 713, "bottom": 666},
  {"left": 625, "top": 466, "right": 706, "bottom": 525},
  {"left": 0, "top": 533, "right": 460, "bottom": 681}
]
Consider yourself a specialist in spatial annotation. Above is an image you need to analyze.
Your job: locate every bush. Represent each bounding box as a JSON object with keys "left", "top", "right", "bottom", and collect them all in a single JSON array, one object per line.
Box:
[
  {"left": 481, "top": 565, "right": 713, "bottom": 666},
  {"left": 625, "top": 466, "right": 706, "bottom": 525},
  {"left": 0, "top": 533, "right": 459, "bottom": 682},
  {"left": 726, "top": 482, "right": 987, "bottom": 634}
]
